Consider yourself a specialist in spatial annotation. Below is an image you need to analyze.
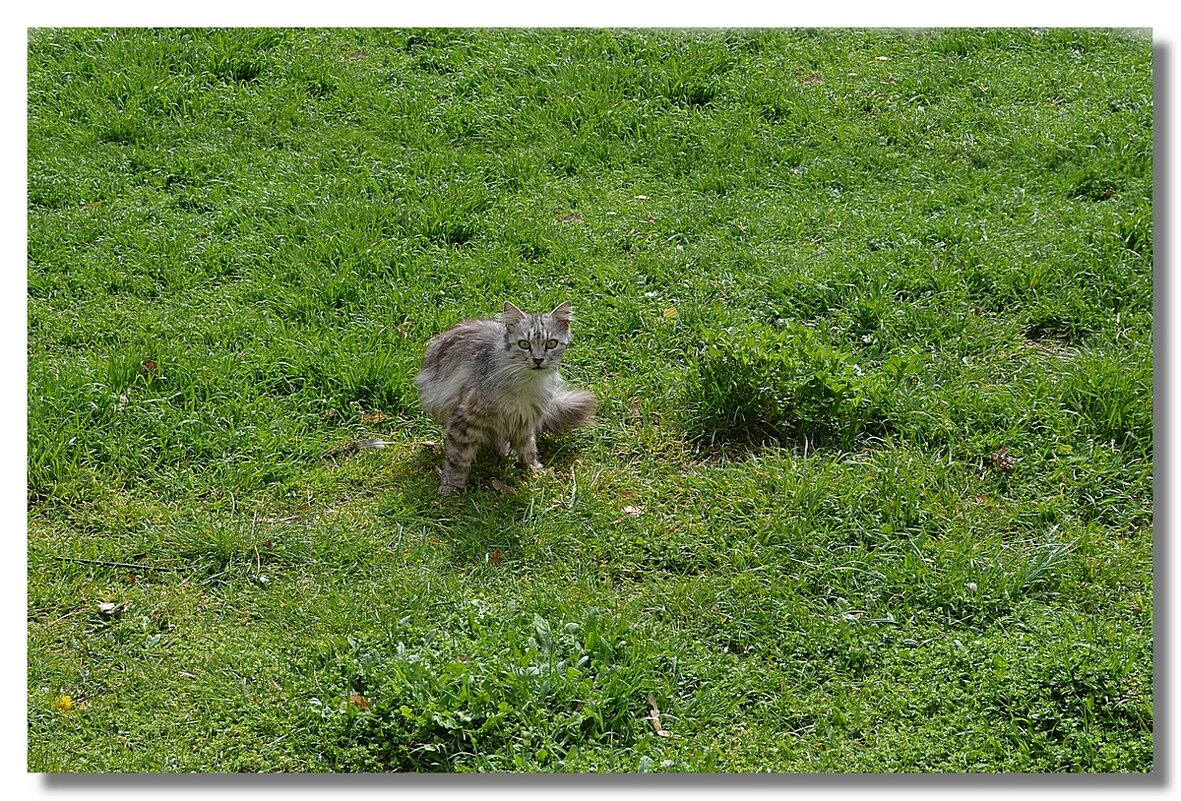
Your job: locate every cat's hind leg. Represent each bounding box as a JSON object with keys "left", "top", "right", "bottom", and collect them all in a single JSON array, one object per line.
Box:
[{"left": 439, "top": 415, "right": 483, "bottom": 493}]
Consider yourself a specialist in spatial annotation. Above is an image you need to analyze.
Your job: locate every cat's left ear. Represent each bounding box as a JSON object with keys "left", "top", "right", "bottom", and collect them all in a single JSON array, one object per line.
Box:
[
  {"left": 549, "top": 300, "right": 573, "bottom": 331},
  {"left": 503, "top": 301, "right": 526, "bottom": 325}
]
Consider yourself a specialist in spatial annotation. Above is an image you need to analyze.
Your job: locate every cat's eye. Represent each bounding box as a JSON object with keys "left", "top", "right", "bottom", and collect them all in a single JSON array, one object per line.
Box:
[
  {"left": 544, "top": 339, "right": 559, "bottom": 350},
  {"left": 518, "top": 340, "right": 531, "bottom": 349}
]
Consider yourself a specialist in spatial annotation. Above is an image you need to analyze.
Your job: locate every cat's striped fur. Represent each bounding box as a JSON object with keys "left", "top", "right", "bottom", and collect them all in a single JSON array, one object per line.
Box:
[{"left": 415, "top": 301, "right": 597, "bottom": 493}]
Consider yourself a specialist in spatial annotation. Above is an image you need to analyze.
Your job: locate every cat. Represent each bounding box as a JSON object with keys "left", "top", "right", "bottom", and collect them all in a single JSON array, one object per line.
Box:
[{"left": 415, "top": 300, "right": 597, "bottom": 493}]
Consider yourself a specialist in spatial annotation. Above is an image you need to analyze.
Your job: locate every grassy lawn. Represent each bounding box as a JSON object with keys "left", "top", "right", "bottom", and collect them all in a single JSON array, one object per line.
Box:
[{"left": 27, "top": 27, "right": 1153, "bottom": 772}]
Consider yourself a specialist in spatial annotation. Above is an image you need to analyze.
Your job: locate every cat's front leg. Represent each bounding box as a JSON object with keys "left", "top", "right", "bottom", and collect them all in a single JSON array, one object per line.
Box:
[
  {"left": 439, "top": 417, "right": 480, "bottom": 493},
  {"left": 511, "top": 430, "right": 544, "bottom": 474}
]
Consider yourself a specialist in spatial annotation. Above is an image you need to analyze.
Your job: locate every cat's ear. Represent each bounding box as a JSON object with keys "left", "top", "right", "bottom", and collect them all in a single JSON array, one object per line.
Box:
[
  {"left": 549, "top": 300, "right": 573, "bottom": 330},
  {"left": 503, "top": 301, "right": 526, "bottom": 325}
]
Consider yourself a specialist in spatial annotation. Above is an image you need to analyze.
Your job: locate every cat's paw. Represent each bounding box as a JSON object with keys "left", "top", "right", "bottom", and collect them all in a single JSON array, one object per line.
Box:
[{"left": 525, "top": 461, "right": 545, "bottom": 475}]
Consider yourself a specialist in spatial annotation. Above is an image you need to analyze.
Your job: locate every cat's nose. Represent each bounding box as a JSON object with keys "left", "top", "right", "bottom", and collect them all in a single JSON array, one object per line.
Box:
[{"left": 533, "top": 358, "right": 544, "bottom": 367}]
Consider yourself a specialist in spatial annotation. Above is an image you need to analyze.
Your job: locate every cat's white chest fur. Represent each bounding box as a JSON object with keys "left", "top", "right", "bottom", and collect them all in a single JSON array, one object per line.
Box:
[{"left": 497, "top": 371, "right": 554, "bottom": 433}]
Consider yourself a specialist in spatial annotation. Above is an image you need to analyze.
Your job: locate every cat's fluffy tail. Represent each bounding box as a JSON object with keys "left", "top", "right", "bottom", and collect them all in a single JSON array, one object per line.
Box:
[{"left": 541, "top": 387, "right": 598, "bottom": 435}]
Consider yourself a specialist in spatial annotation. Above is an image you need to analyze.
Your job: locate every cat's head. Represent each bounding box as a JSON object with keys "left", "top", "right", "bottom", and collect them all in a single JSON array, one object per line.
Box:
[{"left": 502, "top": 301, "right": 574, "bottom": 371}]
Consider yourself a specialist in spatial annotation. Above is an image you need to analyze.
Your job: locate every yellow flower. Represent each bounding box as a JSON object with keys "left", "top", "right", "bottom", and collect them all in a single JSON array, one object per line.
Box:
[{"left": 53, "top": 694, "right": 74, "bottom": 712}]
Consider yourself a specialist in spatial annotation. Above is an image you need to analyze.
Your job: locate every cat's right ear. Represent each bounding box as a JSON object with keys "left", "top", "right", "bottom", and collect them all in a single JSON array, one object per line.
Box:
[
  {"left": 549, "top": 300, "right": 573, "bottom": 332},
  {"left": 503, "top": 302, "right": 526, "bottom": 325}
]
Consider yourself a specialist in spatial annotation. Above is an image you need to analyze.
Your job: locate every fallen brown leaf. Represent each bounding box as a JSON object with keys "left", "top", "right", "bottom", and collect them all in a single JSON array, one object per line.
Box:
[
  {"left": 610, "top": 505, "right": 645, "bottom": 525},
  {"left": 97, "top": 601, "right": 129, "bottom": 618},
  {"left": 361, "top": 411, "right": 387, "bottom": 425},
  {"left": 348, "top": 694, "right": 370, "bottom": 710},
  {"left": 647, "top": 694, "right": 674, "bottom": 738},
  {"left": 330, "top": 438, "right": 390, "bottom": 458},
  {"left": 139, "top": 359, "right": 158, "bottom": 376},
  {"left": 490, "top": 550, "right": 503, "bottom": 567},
  {"left": 990, "top": 445, "right": 1017, "bottom": 472}
]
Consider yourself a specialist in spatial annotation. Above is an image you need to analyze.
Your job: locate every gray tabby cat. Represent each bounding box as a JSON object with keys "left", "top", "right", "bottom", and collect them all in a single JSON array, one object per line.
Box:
[{"left": 415, "top": 300, "right": 597, "bottom": 493}]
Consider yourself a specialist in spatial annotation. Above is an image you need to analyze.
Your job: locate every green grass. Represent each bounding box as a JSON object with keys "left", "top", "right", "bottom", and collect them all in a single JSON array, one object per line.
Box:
[{"left": 27, "top": 27, "right": 1153, "bottom": 773}]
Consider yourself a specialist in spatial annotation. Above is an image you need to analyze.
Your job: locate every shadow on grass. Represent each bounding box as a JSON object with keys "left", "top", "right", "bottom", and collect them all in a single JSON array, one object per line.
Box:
[
  {"left": 685, "top": 426, "right": 892, "bottom": 467},
  {"left": 375, "top": 437, "right": 594, "bottom": 567}
]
